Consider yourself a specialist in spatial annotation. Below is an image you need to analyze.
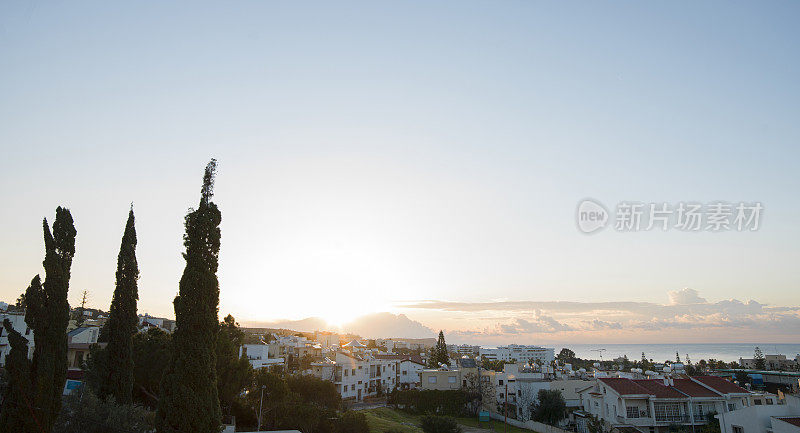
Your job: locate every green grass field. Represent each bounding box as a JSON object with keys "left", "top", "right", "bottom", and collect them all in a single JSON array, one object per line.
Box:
[{"left": 361, "top": 407, "right": 537, "bottom": 433}]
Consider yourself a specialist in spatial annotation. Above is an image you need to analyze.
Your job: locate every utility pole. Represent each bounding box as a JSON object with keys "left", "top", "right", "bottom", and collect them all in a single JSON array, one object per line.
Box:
[
  {"left": 504, "top": 382, "right": 508, "bottom": 433},
  {"left": 76, "top": 290, "right": 88, "bottom": 327},
  {"left": 257, "top": 384, "right": 266, "bottom": 431}
]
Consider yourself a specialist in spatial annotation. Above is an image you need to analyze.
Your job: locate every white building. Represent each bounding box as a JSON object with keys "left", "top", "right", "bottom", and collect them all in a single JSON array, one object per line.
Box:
[
  {"left": 0, "top": 312, "right": 34, "bottom": 366},
  {"left": 397, "top": 356, "right": 426, "bottom": 389},
  {"left": 240, "top": 343, "right": 285, "bottom": 369},
  {"left": 577, "top": 376, "right": 757, "bottom": 433},
  {"left": 448, "top": 344, "right": 481, "bottom": 357},
  {"left": 480, "top": 345, "right": 554, "bottom": 365},
  {"left": 715, "top": 394, "right": 800, "bottom": 433},
  {"left": 310, "top": 351, "right": 399, "bottom": 401}
]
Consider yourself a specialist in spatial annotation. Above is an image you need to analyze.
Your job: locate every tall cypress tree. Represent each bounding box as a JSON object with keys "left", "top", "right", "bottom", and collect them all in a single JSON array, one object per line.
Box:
[
  {"left": 0, "top": 316, "right": 35, "bottom": 432},
  {"left": 100, "top": 207, "right": 140, "bottom": 404},
  {"left": 428, "top": 330, "right": 449, "bottom": 367},
  {"left": 157, "top": 160, "right": 222, "bottom": 433},
  {"left": 25, "top": 207, "right": 76, "bottom": 432}
]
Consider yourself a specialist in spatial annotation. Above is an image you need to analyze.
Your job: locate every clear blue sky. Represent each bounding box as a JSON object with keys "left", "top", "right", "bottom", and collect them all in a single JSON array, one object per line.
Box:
[{"left": 1, "top": 1, "right": 798, "bottom": 342}]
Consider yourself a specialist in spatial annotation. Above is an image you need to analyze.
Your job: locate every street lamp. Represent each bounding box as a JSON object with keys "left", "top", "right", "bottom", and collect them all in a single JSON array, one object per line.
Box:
[{"left": 257, "top": 385, "right": 266, "bottom": 431}]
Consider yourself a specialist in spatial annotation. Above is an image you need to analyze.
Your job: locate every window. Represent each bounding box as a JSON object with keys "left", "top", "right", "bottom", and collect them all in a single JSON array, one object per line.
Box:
[
  {"left": 626, "top": 406, "right": 640, "bottom": 419},
  {"left": 448, "top": 376, "right": 456, "bottom": 384},
  {"left": 754, "top": 400, "right": 762, "bottom": 405},
  {"left": 732, "top": 426, "right": 743, "bottom": 433},
  {"left": 352, "top": 369, "right": 356, "bottom": 375},
  {"left": 402, "top": 371, "right": 407, "bottom": 375},
  {"left": 767, "top": 399, "right": 774, "bottom": 405},
  {"left": 351, "top": 385, "right": 355, "bottom": 391},
  {"left": 358, "top": 381, "right": 362, "bottom": 385},
  {"left": 728, "top": 403, "right": 736, "bottom": 411},
  {"left": 499, "top": 380, "right": 504, "bottom": 386},
  {"left": 344, "top": 370, "right": 349, "bottom": 376},
  {"left": 428, "top": 376, "right": 437, "bottom": 384}
]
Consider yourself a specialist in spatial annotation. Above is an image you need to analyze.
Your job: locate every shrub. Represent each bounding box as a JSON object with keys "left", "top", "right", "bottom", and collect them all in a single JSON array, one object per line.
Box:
[
  {"left": 336, "top": 411, "right": 370, "bottom": 433},
  {"left": 420, "top": 415, "right": 462, "bottom": 433}
]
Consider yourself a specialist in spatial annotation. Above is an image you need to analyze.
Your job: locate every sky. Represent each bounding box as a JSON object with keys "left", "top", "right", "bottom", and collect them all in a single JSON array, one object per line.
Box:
[{"left": 1, "top": 1, "right": 799, "bottom": 344}]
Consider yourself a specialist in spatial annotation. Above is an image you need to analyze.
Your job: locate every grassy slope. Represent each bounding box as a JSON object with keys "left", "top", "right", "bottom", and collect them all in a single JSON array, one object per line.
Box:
[{"left": 361, "top": 407, "right": 538, "bottom": 433}]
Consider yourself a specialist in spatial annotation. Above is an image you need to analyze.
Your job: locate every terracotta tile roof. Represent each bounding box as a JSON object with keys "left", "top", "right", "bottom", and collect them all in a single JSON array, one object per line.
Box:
[
  {"left": 671, "top": 379, "right": 721, "bottom": 397},
  {"left": 693, "top": 376, "right": 749, "bottom": 394},
  {"left": 374, "top": 354, "right": 407, "bottom": 360},
  {"left": 598, "top": 378, "right": 652, "bottom": 396},
  {"left": 633, "top": 380, "right": 686, "bottom": 398},
  {"left": 776, "top": 417, "right": 800, "bottom": 427}
]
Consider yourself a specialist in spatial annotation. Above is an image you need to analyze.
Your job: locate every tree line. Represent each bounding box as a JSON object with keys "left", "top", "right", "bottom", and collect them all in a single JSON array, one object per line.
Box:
[{"left": 1, "top": 160, "right": 366, "bottom": 433}]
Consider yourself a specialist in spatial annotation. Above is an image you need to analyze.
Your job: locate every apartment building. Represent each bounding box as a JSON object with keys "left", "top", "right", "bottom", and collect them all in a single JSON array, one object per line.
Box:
[
  {"left": 397, "top": 356, "right": 426, "bottom": 389},
  {"left": 577, "top": 376, "right": 755, "bottom": 433},
  {"left": 716, "top": 394, "right": 800, "bottom": 433},
  {"left": 448, "top": 344, "right": 481, "bottom": 357},
  {"left": 310, "top": 351, "right": 399, "bottom": 401},
  {"left": 480, "top": 345, "right": 555, "bottom": 365}
]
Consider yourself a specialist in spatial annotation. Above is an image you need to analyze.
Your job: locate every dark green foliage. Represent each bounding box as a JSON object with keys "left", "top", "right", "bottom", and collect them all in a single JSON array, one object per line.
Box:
[
  {"left": 734, "top": 371, "right": 750, "bottom": 385},
  {"left": 233, "top": 369, "right": 342, "bottom": 432},
  {"left": 286, "top": 374, "right": 342, "bottom": 411},
  {"left": 479, "top": 357, "right": 509, "bottom": 372},
  {"left": 556, "top": 348, "right": 575, "bottom": 363},
  {"left": 100, "top": 208, "right": 140, "bottom": 404},
  {"left": 335, "top": 411, "right": 370, "bottom": 433},
  {"left": 420, "top": 415, "right": 462, "bottom": 433},
  {"left": 21, "top": 208, "right": 77, "bottom": 433},
  {"left": 53, "top": 388, "right": 154, "bottom": 433},
  {"left": 532, "top": 389, "right": 567, "bottom": 426},
  {"left": 216, "top": 314, "right": 253, "bottom": 418},
  {"left": 388, "top": 389, "right": 475, "bottom": 416},
  {"left": 0, "top": 318, "right": 36, "bottom": 432},
  {"left": 427, "top": 331, "right": 449, "bottom": 368},
  {"left": 132, "top": 328, "right": 171, "bottom": 405},
  {"left": 754, "top": 347, "right": 766, "bottom": 370},
  {"left": 156, "top": 160, "right": 223, "bottom": 433}
]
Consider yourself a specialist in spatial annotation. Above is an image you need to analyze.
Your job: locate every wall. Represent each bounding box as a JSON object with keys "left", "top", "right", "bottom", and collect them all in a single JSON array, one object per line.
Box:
[{"left": 488, "top": 411, "right": 572, "bottom": 433}]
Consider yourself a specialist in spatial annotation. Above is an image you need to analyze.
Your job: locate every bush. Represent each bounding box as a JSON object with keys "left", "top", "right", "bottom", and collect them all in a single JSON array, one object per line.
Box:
[
  {"left": 336, "top": 411, "right": 370, "bottom": 433},
  {"left": 388, "top": 389, "right": 476, "bottom": 416},
  {"left": 420, "top": 415, "right": 462, "bottom": 433},
  {"left": 53, "top": 388, "right": 154, "bottom": 433}
]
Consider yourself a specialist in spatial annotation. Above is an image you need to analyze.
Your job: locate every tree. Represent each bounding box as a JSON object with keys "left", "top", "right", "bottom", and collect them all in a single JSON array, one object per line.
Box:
[
  {"left": 23, "top": 208, "right": 77, "bottom": 433},
  {"left": 0, "top": 318, "right": 36, "bottom": 432},
  {"left": 557, "top": 348, "right": 575, "bottom": 363},
  {"left": 132, "top": 328, "right": 171, "bottom": 405},
  {"left": 74, "top": 290, "right": 88, "bottom": 327},
  {"left": 734, "top": 371, "right": 750, "bottom": 386},
  {"left": 216, "top": 314, "right": 253, "bottom": 418},
  {"left": 427, "top": 331, "right": 449, "bottom": 368},
  {"left": 532, "top": 389, "right": 567, "bottom": 426},
  {"left": 754, "top": 347, "right": 766, "bottom": 370},
  {"left": 15, "top": 293, "right": 26, "bottom": 309},
  {"left": 53, "top": 388, "right": 154, "bottom": 433},
  {"left": 156, "top": 160, "right": 223, "bottom": 433},
  {"left": 335, "top": 411, "right": 370, "bottom": 433},
  {"left": 676, "top": 352, "right": 681, "bottom": 363},
  {"left": 99, "top": 208, "right": 140, "bottom": 404}
]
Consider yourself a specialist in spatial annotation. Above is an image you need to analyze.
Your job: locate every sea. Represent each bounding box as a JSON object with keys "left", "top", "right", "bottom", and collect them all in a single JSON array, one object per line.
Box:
[{"left": 552, "top": 343, "right": 800, "bottom": 363}]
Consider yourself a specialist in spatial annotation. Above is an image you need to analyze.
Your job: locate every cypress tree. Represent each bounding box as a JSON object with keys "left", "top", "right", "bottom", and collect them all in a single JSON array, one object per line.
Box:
[
  {"left": 156, "top": 160, "right": 223, "bottom": 433},
  {"left": 428, "top": 330, "right": 449, "bottom": 367},
  {"left": 0, "top": 316, "right": 35, "bottom": 432},
  {"left": 25, "top": 207, "right": 76, "bottom": 432},
  {"left": 100, "top": 207, "right": 140, "bottom": 404}
]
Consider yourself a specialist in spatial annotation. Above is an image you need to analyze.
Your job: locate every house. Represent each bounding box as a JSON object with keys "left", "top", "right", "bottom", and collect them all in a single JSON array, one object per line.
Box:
[
  {"left": 310, "top": 350, "right": 398, "bottom": 401},
  {"left": 240, "top": 343, "right": 285, "bottom": 369},
  {"left": 578, "top": 376, "right": 755, "bottom": 433},
  {"left": 397, "top": 356, "right": 426, "bottom": 389},
  {"left": 715, "top": 393, "right": 799, "bottom": 433},
  {"left": 0, "top": 312, "right": 34, "bottom": 366},
  {"left": 66, "top": 326, "right": 101, "bottom": 369},
  {"left": 420, "top": 366, "right": 463, "bottom": 391}
]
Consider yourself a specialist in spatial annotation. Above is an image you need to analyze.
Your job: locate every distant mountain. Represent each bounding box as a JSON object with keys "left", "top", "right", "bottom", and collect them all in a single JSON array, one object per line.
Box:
[{"left": 244, "top": 312, "right": 434, "bottom": 340}]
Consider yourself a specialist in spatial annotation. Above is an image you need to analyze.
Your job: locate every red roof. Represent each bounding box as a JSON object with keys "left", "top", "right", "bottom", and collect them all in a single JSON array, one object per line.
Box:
[
  {"left": 374, "top": 354, "right": 407, "bottom": 361},
  {"left": 634, "top": 380, "right": 686, "bottom": 398},
  {"left": 671, "top": 379, "right": 721, "bottom": 397},
  {"left": 598, "top": 378, "right": 651, "bottom": 396},
  {"left": 776, "top": 417, "right": 800, "bottom": 428},
  {"left": 693, "top": 376, "right": 749, "bottom": 394}
]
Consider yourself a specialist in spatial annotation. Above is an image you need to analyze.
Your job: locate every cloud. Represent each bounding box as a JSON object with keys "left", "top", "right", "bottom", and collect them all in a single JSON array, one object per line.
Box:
[
  {"left": 668, "top": 288, "right": 707, "bottom": 305},
  {"left": 400, "top": 288, "right": 800, "bottom": 342},
  {"left": 343, "top": 313, "right": 434, "bottom": 339}
]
